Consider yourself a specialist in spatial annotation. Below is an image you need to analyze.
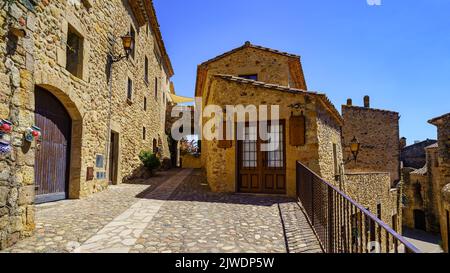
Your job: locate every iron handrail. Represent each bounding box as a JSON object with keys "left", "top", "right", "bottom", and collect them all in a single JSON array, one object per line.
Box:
[{"left": 296, "top": 161, "right": 421, "bottom": 253}]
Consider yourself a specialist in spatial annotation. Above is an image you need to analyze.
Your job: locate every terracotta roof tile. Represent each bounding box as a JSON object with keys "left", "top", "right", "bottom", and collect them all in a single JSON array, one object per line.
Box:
[
  {"left": 426, "top": 143, "right": 439, "bottom": 149},
  {"left": 342, "top": 104, "right": 399, "bottom": 116},
  {"left": 200, "top": 42, "right": 300, "bottom": 66},
  {"left": 213, "top": 74, "right": 343, "bottom": 124},
  {"left": 428, "top": 113, "right": 450, "bottom": 125},
  {"left": 411, "top": 165, "right": 428, "bottom": 175}
]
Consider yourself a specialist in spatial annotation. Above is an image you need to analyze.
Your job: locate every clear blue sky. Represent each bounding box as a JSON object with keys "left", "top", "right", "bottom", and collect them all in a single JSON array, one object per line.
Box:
[{"left": 154, "top": 0, "right": 450, "bottom": 145}]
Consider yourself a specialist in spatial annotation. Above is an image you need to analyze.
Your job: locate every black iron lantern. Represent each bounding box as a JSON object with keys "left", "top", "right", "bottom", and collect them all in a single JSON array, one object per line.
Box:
[
  {"left": 121, "top": 34, "right": 133, "bottom": 57},
  {"left": 349, "top": 136, "right": 361, "bottom": 162}
]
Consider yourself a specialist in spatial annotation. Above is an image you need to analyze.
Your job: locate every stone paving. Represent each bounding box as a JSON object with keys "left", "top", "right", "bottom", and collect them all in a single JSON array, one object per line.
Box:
[{"left": 2, "top": 169, "right": 321, "bottom": 253}]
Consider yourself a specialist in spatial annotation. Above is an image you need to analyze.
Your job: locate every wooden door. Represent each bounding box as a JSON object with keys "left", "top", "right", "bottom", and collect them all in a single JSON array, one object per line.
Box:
[
  {"left": 238, "top": 121, "right": 286, "bottom": 194},
  {"left": 35, "top": 87, "right": 71, "bottom": 204}
]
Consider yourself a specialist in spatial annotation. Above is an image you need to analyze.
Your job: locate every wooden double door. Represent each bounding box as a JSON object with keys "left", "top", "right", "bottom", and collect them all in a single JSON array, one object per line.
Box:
[
  {"left": 35, "top": 87, "right": 72, "bottom": 204},
  {"left": 237, "top": 121, "right": 286, "bottom": 194}
]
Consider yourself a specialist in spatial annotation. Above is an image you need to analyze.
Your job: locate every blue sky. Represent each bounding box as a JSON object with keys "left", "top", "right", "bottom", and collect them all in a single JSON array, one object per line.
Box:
[{"left": 154, "top": 0, "right": 450, "bottom": 145}]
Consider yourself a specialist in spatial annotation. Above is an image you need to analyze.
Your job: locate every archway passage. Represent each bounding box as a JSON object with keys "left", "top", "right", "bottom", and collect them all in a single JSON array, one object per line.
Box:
[{"left": 35, "top": 86, "right": 72, "bottom": 204}]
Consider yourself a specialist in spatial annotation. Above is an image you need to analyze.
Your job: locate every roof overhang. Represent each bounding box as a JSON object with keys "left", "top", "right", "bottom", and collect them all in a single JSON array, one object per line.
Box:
[{"left": 128, "top": 0, "right": 174, "bottom": 77}]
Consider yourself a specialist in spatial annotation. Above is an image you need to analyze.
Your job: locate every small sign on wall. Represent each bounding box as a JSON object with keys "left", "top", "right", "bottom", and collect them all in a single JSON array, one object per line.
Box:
[{"left": 96, "top": 172, "right": 106, "bottom": 180}]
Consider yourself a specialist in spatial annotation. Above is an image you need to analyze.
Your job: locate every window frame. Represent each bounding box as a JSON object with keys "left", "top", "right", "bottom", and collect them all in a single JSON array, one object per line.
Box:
[
  {"left": 127, "top": 78, "right": 133, "bottom": 102},
  {"left": 65, "top": 24, "right": 84, "bottom": 78}
]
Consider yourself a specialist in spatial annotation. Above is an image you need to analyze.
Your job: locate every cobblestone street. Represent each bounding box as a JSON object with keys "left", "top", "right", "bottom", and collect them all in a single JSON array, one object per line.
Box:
[{"left": 2, "top": 169, "right": 321, "bottom": 253}]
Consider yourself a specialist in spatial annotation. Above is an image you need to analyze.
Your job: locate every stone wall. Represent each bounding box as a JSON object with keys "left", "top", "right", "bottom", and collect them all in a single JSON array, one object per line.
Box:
[
  {"left": 342, "top": 99, "right": 400, "bottom": 186},
  {"left": 441, "top": 184, "right": 450, "bottom": 253},
  {"left": 0, "top": 0, "right": 173, "bottom": 249},
  {"left": 401, "top": 139, "right": 437, "bottom": 169},
  {"left": 202, "top": 76, "right": 342, "bottom": 197},
  {"left": 401, "top": 166, "right": 441, "bottom": 233},
  {"left": 0, "top": 0, "right": 37, "bottom": 249},
  {"left": 429, "top": 113, "right": 450, "bottom": 252},
  {"left": 181, "top": 154, "right": 202, "bottom": 169},
  {"left": 344, "top": 172, "right": 401, "bottom": 233}
]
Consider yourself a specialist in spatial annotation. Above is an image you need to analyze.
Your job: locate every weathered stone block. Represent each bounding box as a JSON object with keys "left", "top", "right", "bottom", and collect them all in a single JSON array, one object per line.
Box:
[
  {"left": 18, "top": 186, "right": 34, "bottom": 206},
  {"left": 0, "top": 186, "right": 9, "bottom": 207}
]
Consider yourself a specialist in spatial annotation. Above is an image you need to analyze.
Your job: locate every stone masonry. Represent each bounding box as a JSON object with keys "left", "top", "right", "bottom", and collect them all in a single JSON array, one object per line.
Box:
[
  {"left": 0, "top": 0, "right": 174, "bottom": 249},
  {"left": 428, "top": 113, "right": 450, "bottom": 253},
  {"left": 341, "top": 97, "right": 402, "bottom": 234},
  {"left": 195, "top": 43, "right": 343, "bottom": 197},
  {"left": 342, "top": 97, "right": 401, "bottom": 186}
]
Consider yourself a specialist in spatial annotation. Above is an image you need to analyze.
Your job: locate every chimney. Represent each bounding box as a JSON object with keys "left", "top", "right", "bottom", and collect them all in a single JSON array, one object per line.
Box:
[
  {"left": 364, "top": 96, "right": 370, "bottom": 108},
  {"left": 346, "top": 98, "right": 353, "bottom": 106},
  {"left": 400, "top": 137, "right": 407, "bottom": 149}
]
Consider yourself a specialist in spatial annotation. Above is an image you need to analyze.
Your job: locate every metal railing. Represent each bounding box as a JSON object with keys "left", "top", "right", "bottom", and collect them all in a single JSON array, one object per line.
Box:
[{"left": 296, "top": 161, "right": 420, "bottom": 253}]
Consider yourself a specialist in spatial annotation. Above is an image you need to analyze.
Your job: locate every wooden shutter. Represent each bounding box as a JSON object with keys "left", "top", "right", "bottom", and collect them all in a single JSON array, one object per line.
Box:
[
  {"left": 218, "top": 121, "right": 232, "bottom": 149},
  {"left": 290, "top": 113, "right": 306, "bottom": 146}
]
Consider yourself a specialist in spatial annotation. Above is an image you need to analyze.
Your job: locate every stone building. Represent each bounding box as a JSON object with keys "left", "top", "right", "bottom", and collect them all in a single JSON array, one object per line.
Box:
[
  {"left": 195, "top": 42, "right": 343, "bottom": 197},
  {"left": 402, "top": 144, "right": 441, "bottom": 233},
  {"left": 401, "top": 139, "right": 437, "bottom": 169},
  {"left": 428, "top": 113, "right": 450, "bottom": 253},
  {"left": 341, "top": 97, "right": 402, "bottom": 233},
  {"left": 342, "top": 97, "right": 401, "bottom": 186},
  {"left": 0, "top": 0, "right": 173, "bottom": 249}
]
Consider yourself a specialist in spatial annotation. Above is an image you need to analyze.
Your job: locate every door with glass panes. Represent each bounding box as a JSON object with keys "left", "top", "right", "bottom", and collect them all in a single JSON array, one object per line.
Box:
[{"left": 237, "top": 121, "right": 286, "bottom": 194}]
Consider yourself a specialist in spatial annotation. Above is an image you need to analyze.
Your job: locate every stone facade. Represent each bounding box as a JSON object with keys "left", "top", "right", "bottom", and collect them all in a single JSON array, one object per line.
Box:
[
  {"left": 342, "top": 98, "right": 401, "bottom": 186},
  {"left": 344, "top": 172, "right": 401, "bottom": 232},
  {"left": 428, "top": 113, "right": 450, "bottom": 253},
  {"left": 0, "top": 0, "right": 174, "bottom": 249},
  {"left": 402, "top": 146, "right": 441, "bottom": 233},
  {"left": 180, "top": 154, "right": 202, "bottom": 169},
  {"left": 341, "top": 97, "right": 402, "bottom": 234},
  {"left": 195, "top": 43, "right": 343, "bottom": 197},
  {"left": 401, "top": 139, "right": 437, "bottom": 169},
  {"left": 441, "top": 185, "right": 450, "bottom": 253}
]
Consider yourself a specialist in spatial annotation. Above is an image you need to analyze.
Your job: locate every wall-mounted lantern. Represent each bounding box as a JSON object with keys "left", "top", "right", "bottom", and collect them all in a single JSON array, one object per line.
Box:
[
  {"left": 0, "top": 119, "right": 13, "bottom": 135},
  {"left": 348, "top": 136, "right": 361, "bottom": 162},
  {"left": 24, "top": 125, "right": 42, "bottom": 143},
  {"left": 109, "top": 33, "right": 133, "bottom": 63}
]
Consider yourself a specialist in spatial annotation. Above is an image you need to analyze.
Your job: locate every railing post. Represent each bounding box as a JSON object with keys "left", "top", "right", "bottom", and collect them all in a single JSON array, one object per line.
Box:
[
  {"left": 295, "top": 161, "right": 420, "bottom": 254},
  {"left": 328, "top": 186, "right": 333, "bottom": 253}
]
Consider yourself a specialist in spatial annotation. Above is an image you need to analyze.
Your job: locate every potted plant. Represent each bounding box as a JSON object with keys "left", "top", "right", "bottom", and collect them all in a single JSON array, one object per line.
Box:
[{"left": 139, "top": 151, "right": 161, "bottom": 176}]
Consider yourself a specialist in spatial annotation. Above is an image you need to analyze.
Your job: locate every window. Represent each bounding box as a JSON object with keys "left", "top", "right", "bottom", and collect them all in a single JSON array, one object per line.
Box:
[
  {"left": 66, "top": 25, "right": 84, "bottom": 78},
  {"left": 153, "top": 139, "right": 157, "bottom": 153},
  {"left": 154, "top": 77, "right": 158, "bottom": 100},
  {"left": 144, "top": 56, "right": 149, "bottom": 83},
  {"left": 143, "top": 127, "right": 146, "bottom": 140},
  {"left": 239, "top": 74, "right": 258, "bottom": 81},
  {"left": 130, "top": 25, "right": 136, "bottom": 59},
  {"left": 333, "top": 143, "right": 339, "bottom": 179},
  {"left": 144, "top": 97, "right": 147, "bottom": 111},
  {"left": 127, "top": 78, "right": 133, "bottom": 101}
]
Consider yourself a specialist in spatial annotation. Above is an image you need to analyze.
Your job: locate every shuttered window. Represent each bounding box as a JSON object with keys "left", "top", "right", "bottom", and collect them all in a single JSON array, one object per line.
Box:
[
  {"left": 218, "top": 120, "right": 233, "bottom": 149},
  {"left": 289, "top": 113, "right": 306, "bottom": 146}
]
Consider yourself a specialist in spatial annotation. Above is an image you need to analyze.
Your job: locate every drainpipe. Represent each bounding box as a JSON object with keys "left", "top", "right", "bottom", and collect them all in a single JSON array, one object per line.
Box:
[{"left": 105, "top": 54, "right": 114, "bottom": 183}]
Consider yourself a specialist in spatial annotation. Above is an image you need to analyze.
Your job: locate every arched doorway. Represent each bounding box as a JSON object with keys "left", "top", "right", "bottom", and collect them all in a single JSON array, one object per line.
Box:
[
  {"left": 34, "top": 86, "right": 72, "bottom": 203},
  {"left": 414, "top": 209, "right": 426, "bottom": 231}
]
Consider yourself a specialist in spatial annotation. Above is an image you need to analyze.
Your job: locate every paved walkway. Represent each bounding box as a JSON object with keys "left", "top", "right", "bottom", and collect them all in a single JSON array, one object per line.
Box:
[
  {"left": 403, "top": 228, "right": 444, "bottom": 253},
  {"left": 2, "top": 169, "right": 321, "bottom": 253}
]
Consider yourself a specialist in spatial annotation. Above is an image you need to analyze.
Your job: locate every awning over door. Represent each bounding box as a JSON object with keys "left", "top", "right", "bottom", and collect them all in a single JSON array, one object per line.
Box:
[{"left": 170, "top": 94, "right": 194, "bottom": 104}]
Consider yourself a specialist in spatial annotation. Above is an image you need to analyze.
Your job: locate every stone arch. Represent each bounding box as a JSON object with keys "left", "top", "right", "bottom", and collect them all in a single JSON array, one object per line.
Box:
[{"left": 34, "top": 82, "right": 83, "bottom": 200}]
